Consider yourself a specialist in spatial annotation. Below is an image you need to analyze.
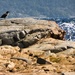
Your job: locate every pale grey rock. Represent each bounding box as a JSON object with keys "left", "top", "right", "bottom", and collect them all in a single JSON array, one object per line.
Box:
[
  {"left": 11, "top": 57, "right": 31, "bottom": 64},
  {"left": 21, "top": 38, "right": 75, "bottom": 54},
  {"left": 61, "top": 72, "right": 75, "bottom": 75}
]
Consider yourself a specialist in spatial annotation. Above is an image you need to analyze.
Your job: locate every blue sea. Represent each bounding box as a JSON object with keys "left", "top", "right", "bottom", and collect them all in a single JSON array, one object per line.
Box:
[{"left": 0, "top": 0, "right": 75, "bottom": 41}]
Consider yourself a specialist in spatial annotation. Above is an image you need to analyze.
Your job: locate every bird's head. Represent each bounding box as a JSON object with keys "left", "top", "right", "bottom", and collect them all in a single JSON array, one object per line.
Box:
[{"left": 6, "top": 11, "right": 10, "bottom": 13}]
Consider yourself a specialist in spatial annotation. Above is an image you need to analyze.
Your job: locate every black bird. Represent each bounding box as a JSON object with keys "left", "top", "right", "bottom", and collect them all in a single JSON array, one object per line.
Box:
[
  {"left": 0, "top": 11, "right": 10, "bottom": 18},
  {"left": 34, "top": 55, "right": 51, "bottom": 65}
]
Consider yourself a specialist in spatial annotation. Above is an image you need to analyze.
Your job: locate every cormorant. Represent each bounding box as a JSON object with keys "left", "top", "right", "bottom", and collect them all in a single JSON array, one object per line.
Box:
[{"left": 0, "top": 11, "right": 10, "bottom": 18}]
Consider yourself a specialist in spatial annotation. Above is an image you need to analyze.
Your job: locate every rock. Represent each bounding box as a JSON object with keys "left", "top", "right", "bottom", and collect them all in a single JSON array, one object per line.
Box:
[
  {"left": 6, "top": 61, "right": 15, "bottom": 70},
  {"left": 2, "top": 38, "right": 14, "bottom": 45},
  {"left": 57, "top": 48, "right": 75, "bottom": 55},
  {"left": 61, "top": 72, "right": 75, "bottom": 75},
  {"left": 19, "top": 31, "right": 26, "bottom": 39},
  {"left": 20, "top": 33, "right": 39, "bottom": 48},
  {"left": 13, "top": 33, "right": 20, "bottom": 42},
  {"left": 21, "top": 38, "right": 75, "bottom": 53},
  {"left": 34, "top": 55, "right": 51, "bottom": 64},
  {"left": 0, "top": 45, "right": 20, "bottom": 55},
  {"left": 15, "top": 42, "right": 24, "bottom": 48},
  {"left": 0, "top": 18, "right": 65, "bottom": 47},
  {"left": 11, "top": 57, "right": 31, "bottom": 64},
  {"left": 0, "top": 39, "right": 2, "bottom": 45},
  {"left": 0, "top": 18, "right": 75, "bottom": 74},
  {"left": 0, "top": 32, "right": 15, "bottom": 45},
  {"left": 24, "top": 29, "right": 31, "bottom": 34},
  {"left": 21, "top": 48, "right": 44, "bottom": 56}
]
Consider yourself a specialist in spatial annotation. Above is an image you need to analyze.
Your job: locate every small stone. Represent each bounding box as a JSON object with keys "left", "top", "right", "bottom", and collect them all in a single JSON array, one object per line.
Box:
[{"left": 7, "top": 61, "right": 15, "bottom": 70}]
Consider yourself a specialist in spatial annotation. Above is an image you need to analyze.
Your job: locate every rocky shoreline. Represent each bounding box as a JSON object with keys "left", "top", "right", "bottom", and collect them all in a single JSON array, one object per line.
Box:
[{"left": 0, "top": 18, "right": 75, "bottom": 75}]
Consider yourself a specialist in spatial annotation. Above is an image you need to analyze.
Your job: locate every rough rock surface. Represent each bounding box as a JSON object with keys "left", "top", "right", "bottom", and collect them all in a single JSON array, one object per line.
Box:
[
  {"left": 0, "top": 18, "right": 65, "bottom": 47},
  {"left": 0, "top": 18, "right": 75, "bottom": 75}
]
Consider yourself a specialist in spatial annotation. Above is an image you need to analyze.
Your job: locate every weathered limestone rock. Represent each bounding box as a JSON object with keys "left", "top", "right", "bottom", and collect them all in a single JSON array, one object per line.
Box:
[
  {"left": 21, "top": 38, "right": 75, "bottom": 54},
  {"left": 0, "top": 45, "right": 20, "bottom": 55},
  {"left": 0, "top": 18, "right": 65, "bottom": 47},
  {"left": 6, "top": 61, "right": 15, "bottom": 70},
  {"left": 0, "top": 41, "right": 74, "bottom": 74},
  {"left": 0, "top": 18, "right": 75, "bottom": 75},
  {"left": 62, "top": 72, "right": 75, "bottom": 75}
]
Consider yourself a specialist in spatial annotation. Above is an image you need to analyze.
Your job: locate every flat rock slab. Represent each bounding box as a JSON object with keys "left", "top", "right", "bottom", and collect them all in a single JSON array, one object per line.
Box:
[
  {"left": 22, "top": 38, "right": 75, "bottom": 54},
  {"left": 62, "top": 72, "right": 75, "bottom": 75}
]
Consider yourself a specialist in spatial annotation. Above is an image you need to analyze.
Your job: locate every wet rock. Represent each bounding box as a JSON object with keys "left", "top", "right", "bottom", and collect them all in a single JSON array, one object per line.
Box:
[
  {"left": 19, "top": 31, "right": 26, "bottom": 39},
  {"left": 2, "top": 38, "right": 14, "bottom": 45},
  {"left": 15, "top": 42, "right": 24, "bottom": 48},
  {"left": 0, "top": 39, "right": 2, "bottom": 45},
  {"left": 0, "top": 33, "right": 14, "bottom": 45},
  {"left": 0, "top": 33, "right": 9, "bottom": 39},
  {"left": 20, "top": 33, "right": 39, "bottom": 48},
  {"left": 13, "top": 33, "right": 20, "bottom": 42}
]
